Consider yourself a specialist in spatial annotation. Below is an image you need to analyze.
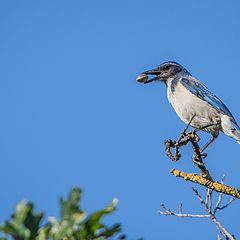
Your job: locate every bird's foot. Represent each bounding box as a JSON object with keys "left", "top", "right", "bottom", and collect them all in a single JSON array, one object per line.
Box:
[{"left": 180, "top": 114, "right": 196, "bottom": 137}]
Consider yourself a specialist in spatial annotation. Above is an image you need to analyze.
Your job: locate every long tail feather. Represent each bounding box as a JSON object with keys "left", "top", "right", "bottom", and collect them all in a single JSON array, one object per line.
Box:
[{"left": 221, "top": 115, "right": 240, "bottom": 143}]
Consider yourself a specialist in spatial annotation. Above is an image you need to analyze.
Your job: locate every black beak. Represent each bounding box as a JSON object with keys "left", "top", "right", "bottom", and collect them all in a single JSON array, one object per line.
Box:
[
  {"left": 136, "top": 68, "right": 162, "bottom": 84},
  {"left": 143, "top": 69, "right": 161, "bottom": 75}
]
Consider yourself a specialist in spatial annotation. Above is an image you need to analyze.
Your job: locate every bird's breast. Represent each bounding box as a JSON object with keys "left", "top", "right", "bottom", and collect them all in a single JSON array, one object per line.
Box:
[{"left": 167, "top": 81, "right": 221, "bottom": 132}]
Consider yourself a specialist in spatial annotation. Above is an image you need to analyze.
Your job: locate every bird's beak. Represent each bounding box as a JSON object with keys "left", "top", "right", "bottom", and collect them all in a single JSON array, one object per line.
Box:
[{"left": 136, "top": 68, "right": 162, "bottom": 84}]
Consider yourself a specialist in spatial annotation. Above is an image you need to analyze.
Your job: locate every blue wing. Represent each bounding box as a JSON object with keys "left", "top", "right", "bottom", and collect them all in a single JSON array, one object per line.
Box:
[{"left": 181, "top": 77, "right": 236, "bottom": 121}]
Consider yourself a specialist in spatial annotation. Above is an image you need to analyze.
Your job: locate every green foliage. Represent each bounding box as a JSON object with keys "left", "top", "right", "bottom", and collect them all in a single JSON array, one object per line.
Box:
[
  {"left": 0, "top": 201, "right": 43, "bottom": 240},
  {"left": 0, "top": 188, "right": 125, "bottom": 240}
]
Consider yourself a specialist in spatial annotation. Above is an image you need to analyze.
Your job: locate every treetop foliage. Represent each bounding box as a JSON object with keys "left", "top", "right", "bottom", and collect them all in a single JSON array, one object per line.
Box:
[{"left": 0, "top": 187, "right": 126, "bottom": 240}]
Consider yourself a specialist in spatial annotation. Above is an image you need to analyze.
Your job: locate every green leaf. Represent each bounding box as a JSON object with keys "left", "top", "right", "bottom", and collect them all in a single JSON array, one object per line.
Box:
[
  {"left": 96, "top": 223, "right": 121, "bottom": 239},
  {"left": 60, "top": 188, "right": 83, "bottom": 221},
  {"left": 47, "top": 188, "right": 85, "bottom": 240},
  {"left": 36, "top": 226, "right": 50, "bottom": 240},
  {"left": 81, "top": 198, "right": 119, "bottom": 239},
  {"left": 0, "top": 201, "right": 43, "bottom": 240}
]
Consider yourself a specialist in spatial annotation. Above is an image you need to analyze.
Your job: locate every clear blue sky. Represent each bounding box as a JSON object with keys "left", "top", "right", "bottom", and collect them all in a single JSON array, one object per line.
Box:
[{"left": 0, "top": 1, "right": 240, "bottom": 239}]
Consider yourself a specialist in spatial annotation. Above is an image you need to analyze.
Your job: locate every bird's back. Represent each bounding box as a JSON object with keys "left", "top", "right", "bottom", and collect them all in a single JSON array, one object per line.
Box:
[{"left": 180, "top": 76, "right": 236, "bottom": 121}]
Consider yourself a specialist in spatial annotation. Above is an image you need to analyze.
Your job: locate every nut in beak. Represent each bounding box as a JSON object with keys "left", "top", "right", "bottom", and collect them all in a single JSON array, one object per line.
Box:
[{"left": 136, "top": 73, "right": 148, "bottom": 83}]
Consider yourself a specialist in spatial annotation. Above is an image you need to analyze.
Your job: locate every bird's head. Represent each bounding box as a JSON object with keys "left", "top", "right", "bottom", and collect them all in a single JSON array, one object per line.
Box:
[{"left": 136, "top": 61, "right": 189, "bottom": 84}]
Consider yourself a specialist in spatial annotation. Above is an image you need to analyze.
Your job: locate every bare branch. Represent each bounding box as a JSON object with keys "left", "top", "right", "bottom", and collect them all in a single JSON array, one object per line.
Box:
[
  {"left": 162, "top": 120, "right": 238, "bottom": 239},
  {"left": 159, "top": 203, "right": 210, "bottom": 218},
  {"left": 205, "top": 188, "right": 213, "bottom": 211},
  {"left": 160, "top": 185, "right": 237, "bottom": 239},
  {"left": 179, "top": 203, "right": 183, "bottom": 214},
  {"left": 214, "top": 176, "right": 225, "bottom": 213},
  {"left": 211, "top": 176, "right": 236, "bottom": 215},
  {"left": 214, "top": 191, "right": 223, "bottom": 215},
  {"left": 192, "top": 188, "right": 236, "bottom": 240},
  {"left": 213, "top": 197, "right": 236, "bottom": 215}
]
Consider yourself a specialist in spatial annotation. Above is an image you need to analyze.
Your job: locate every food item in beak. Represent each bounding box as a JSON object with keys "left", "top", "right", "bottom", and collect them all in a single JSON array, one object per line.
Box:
[{"left": 136, "top": 73, "right": 148, "bottom": 83}]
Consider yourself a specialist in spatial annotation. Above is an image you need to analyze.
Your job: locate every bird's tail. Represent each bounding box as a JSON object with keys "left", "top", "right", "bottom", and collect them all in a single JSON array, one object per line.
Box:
[{"left": 221, "top": 115, "right": 240, "bottom": 144}]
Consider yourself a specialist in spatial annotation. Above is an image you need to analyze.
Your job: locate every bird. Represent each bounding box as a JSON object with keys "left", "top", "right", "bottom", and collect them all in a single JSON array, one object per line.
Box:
[{"left": 136, "top": 61, "right": 240, "bottom": 152}]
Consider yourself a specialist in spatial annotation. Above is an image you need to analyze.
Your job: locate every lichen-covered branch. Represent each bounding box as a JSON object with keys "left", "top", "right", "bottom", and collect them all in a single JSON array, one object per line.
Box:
[
  {"left": 164, "top": 127, "right": 240, "bottom": 198},
  {"left": 171, "top": 169, "right": 240, "bottom": 199}
]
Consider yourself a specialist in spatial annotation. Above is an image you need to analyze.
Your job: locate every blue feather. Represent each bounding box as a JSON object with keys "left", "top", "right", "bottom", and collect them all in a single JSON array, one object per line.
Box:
[{"left": 181, "top": 77, "right": 236, "bottom": 121}]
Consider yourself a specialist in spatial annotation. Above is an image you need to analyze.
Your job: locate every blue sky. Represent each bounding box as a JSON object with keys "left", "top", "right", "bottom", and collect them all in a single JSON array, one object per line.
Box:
[{"left": 0, "top": 1, "right": 240, "bottom": 239}]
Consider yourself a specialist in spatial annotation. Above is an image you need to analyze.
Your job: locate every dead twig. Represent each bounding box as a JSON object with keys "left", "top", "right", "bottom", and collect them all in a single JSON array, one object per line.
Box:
[
  {"left": 159, "top": 203, "right": 210, "bottom": 218},
  {"left": 192, "top": 188, "right": 236, "bottom": 240},
  {"left": 159, "top": 185, "right": 236, "bottom": 240}
]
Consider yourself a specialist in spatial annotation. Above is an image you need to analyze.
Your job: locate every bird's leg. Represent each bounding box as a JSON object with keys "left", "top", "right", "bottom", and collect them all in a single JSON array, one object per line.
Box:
[
  {"left": 183, "top": 114, "right": 196, "bottom": 135},
  {"left": 200, "top": 134, "right": 217, "bottom": 154},
  {"left": 166, "top": 115, "right": 197, "bottom": 162},
  {"left": 193, "top": 123, "right": 215, "bottom": 133},
  {"left": 176, "top": 114, "right": 196, "bottom": 144},
  {"left": 192, "top": 122, "right": 218, "bottom": 158}
]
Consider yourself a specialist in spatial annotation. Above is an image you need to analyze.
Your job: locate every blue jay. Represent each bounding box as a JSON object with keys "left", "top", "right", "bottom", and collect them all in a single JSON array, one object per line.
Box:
[{"left": 137, "top": 61, "right": 240, "bottom": 152}]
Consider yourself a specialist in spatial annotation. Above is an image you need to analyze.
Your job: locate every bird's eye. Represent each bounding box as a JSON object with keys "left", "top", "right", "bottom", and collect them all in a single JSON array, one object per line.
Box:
[{"left": 163, "top": 65, "right": 170, "bottom": 71}]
